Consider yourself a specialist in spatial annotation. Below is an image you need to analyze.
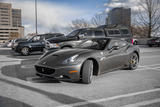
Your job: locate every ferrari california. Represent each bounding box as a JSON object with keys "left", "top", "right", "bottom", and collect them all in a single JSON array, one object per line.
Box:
[{"left": 35, "top": 38, "right": 140, "bottom": 84}]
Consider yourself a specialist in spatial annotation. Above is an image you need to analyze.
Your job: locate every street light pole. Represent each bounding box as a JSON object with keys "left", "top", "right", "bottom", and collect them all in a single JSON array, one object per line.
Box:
[{"left": 35, "top": 0, "right": 38, "bottom": 34}]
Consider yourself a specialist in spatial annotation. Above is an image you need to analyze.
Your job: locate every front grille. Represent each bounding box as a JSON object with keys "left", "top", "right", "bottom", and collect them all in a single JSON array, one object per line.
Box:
[{"left": 35, "top": 66, "right": 55, "bottom": 75}]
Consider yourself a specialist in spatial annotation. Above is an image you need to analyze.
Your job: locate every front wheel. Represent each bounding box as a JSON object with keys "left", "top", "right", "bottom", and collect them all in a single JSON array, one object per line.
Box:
[
  {"left": 81, "top": 60, "right": 93, "bottom": 84},
  {"left": 21, "top": 47, "right": 30, "bottom": 56},
  {"left": 128, "top": 53, "right": 139, "bottom": 70}
]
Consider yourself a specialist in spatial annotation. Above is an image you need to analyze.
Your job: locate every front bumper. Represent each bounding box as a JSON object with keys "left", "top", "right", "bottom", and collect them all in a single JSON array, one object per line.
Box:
[
  {"left": 35, "top": 64, "right": 81, "bottom": 82},
  {"left": 14, "top": 45, "right": 22, "bottom": 53}
]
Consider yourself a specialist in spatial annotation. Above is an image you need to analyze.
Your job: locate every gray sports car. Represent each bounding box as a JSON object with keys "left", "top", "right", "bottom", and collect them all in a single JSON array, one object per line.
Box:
[{"left": 35, "top": 38, "right": 140, "bottom": 84}]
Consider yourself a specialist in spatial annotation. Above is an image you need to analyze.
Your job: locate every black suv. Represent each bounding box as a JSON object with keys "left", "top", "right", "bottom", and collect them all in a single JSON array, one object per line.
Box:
[
  {"left": 44, "top": 25, "right": 133, "bottom": 51},
  {"left": 14, "top": 33, "right": 64, "bottom": 55},
  {"left": 44, "top": 28, "right": 107, "bottom": 51}
]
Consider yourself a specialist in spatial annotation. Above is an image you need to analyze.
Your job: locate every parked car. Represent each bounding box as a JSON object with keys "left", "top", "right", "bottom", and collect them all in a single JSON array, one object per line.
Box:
[
  {"left": 44, "top": 25, "right": 133, "bottom": 51},
  {"left": 6, "top": 40, "right": 13, "bottom": 48},
  {"left": 14, "top": 33, "right": 64, "bottom": 55},
  {"left": 11, "top": 38, "right": 27, "bottom": 50},
  {"left": 97, "top": 24, "right": 133, "bottom": 43},
  {"left": 147, "top": 37, "right": 160, "bottom": 47},
  {"left": 35, "top": 38, "right": 140, "bottom": 84},
  {"left": 44, "top": 28, "right": 107, "bottom": 52}
]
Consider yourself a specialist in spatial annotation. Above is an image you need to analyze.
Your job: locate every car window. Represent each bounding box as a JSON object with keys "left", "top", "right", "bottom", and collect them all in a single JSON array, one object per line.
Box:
[
  {"left": 66, "top": 29, "right": 80, "bottom": 37},
  {"left": 108, "top": 30, "right": 114, "bottom": 35},
  {"left": 118, "top": 40, "right": 127, "bottom": 48},
  {"left": 107, "top": 30, "right": 121, "bottom": 36},
  {"left": 77, "top": 39, "right": 108, "bottom": 50},
  {"left": 107, "top": 40, "right": 127, "bottom": 49},
  {"left": 107, "top": 40, "right": 118, "bottom": 50},
  {"left": 78, "top": 40, "right": 93, "bottom": 48},
  {"left": 114, "top": 30, "right": 120, "bottom": 35},
  {"left": 32, "top": 36, "right": 40, "bottom": 42},
  {"left": 80, "top": 30, "right": 93, "bottom": 36},
  {"left": 94, "top": 30, "right": 105, "bottom": 36},
  {"left": 121, "top": 29, "right": 129, "bottom": 35}
]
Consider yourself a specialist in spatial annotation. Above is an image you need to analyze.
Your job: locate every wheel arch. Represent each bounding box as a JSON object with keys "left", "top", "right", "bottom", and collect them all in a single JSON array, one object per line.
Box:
[
  {"left": 133, "top": 51, "right": 139, "bottom": 62},
  {"left": 80, "top": 58, "right": 99, "bottom": 76}
]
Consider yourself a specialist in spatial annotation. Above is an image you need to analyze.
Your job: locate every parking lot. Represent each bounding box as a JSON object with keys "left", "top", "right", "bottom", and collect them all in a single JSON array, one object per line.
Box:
[{"left": 0, "top": 46, "right": 160, "bottom": 107}]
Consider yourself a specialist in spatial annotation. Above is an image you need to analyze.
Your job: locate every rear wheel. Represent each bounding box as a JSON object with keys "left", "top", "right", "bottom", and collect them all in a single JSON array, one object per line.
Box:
[
  {"left": 21, "top": 47, "right": 30, "bottom": 56},
  {"left": 128, "top": 53, "right": 139, "bottom": 70},
  {"left": 81, "top": 60, "right": 93, "bottom": 84},
  {"left": 148, "top": 44, "right": 153, "bottom": 47}
]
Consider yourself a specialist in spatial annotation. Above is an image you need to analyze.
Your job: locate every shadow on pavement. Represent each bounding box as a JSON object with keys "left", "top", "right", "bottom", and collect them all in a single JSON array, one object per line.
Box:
[
  {"left": 1, "top": 59, "right": 61, "bottom": 83},
  {"left": 0, "top": 96, "right": 32, "bottom": 107},
  {"left": 0, "top": 78, "right": 104, "bottom": 107},
  {"left": 0, "top": 48, "right": 42, "bottom": 60}
]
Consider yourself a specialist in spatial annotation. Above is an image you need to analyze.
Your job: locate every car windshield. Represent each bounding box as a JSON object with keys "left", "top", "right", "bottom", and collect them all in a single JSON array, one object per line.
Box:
[
  {"left": 77, "top": 39, "right": 108, "bottom": 50},
  {"left": 27, "top": 36, "right": 34, "bottom": 41},
  {"left": 66, "top": 29, "right": 80, "bottom": 37}
]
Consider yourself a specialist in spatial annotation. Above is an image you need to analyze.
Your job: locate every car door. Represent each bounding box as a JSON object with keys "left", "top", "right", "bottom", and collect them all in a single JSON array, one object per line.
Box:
[
  {"left": 99, "top": 40, "right": 127, "bottom": 73},
  {"left": 30, "top": 36, "right": 44, "bottom": 51}
]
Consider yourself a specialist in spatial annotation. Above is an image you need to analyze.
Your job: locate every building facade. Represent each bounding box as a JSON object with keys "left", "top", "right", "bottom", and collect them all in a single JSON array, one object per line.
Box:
[
  {"left": 12, "top": 9, "right": 21, "bottom": 27},
  {"left": 106, "top": 7, "right": 131, "bottom": 27},
  {"left": 0, "top": 2, "right": 24, "bottom": 43}
]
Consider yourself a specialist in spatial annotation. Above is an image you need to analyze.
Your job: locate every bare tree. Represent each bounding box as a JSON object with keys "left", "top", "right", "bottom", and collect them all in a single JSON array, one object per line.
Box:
[
  {"left": 136, "top": 0, "right": 160, "bottom": 38},
  {"left": 91, "top": 13, "right": 107, "bottom": 27},
  {"left": 70, "top": 19, "right": 91, "bottom": 30}
]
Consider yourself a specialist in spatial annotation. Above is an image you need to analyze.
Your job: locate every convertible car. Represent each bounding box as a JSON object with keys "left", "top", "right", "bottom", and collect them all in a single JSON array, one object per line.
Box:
[{"left": 35, "top": 38, "right": 140, "bottom": 84}]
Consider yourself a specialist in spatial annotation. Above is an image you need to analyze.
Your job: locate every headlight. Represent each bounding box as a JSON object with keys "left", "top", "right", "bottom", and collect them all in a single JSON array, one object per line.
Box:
[
  {"left": 49, "top": 43, "right": 59, "bottom": 48},
  {"left": 63, "top": 55, "right": 79, "bottom": 64}
]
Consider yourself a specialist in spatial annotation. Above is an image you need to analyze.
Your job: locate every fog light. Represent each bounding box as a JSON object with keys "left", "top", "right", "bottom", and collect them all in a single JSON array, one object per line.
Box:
[{"left": 69, "top": 70, "right": 78, "bottom": 74}]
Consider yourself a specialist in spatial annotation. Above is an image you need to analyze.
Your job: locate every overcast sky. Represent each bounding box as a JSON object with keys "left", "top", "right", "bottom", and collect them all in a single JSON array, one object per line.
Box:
[{"left": 1, "top": 0, "right": 141, "bottom": 36}]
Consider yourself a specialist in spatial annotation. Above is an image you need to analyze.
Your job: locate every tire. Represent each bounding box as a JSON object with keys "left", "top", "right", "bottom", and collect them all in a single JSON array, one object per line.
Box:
[
  {"left": 148, "top": 44, "right": 152, "bottom": 47},
  {"left": 40, "top": 48, "right": 44, "bottom": 52},
  {"left": 128, "top": 53, "right": 139, "bottom": 70},
  {"left": 21, "top": 47, "right": 30, "bottom": 56},
  {"left": 81, "top": 60, "right": 93, "bottom": 84}
]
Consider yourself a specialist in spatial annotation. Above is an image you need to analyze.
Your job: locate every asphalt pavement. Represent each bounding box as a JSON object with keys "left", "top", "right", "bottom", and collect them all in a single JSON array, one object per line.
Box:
[{"left": 0, "top": 46, "right": 160, "bottom": 107}]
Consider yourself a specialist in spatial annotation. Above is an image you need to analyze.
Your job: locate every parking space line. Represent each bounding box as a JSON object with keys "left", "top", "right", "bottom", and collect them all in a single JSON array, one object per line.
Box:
[
  {"left": 122, "top": 98, "right": 160, "bottom": 107},
  {"left": 57, "top": 88, "right": 160, "bottom": 107},
  {"left": 138, "top": 64, "right": 160, "bottom": 71},
  {"left": 147, "top": 64, "right": 160, "bottom": 67},
  {"left": 142, "top": 55, "right": 160, "bottom": 59}
]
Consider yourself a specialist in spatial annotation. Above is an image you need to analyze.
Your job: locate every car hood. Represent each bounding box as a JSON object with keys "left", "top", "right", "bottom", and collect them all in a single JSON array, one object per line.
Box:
[{"left": 36, "top": 48, "right": 94, "bottom": 67}]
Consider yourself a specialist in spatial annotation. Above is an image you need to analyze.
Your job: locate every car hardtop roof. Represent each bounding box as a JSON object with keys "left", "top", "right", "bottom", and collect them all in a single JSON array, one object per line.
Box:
[{"left": 97, "top": 24, "right": 130, "bottom": 30}]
